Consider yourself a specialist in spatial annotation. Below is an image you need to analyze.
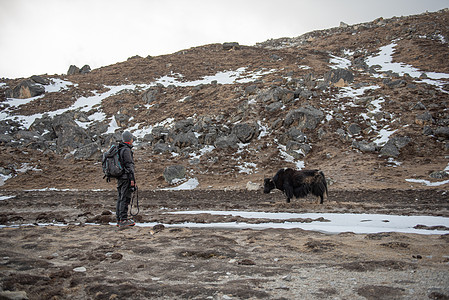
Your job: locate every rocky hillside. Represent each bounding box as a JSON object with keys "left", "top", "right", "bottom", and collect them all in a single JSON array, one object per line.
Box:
[{"left": 1, "top": 9, "right": 448, "bottom": 191}]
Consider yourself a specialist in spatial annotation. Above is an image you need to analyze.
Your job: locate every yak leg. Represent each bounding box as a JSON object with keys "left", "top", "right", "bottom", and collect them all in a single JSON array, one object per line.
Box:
[
  {"left": 319, "top": 195, "right": 324, "bottom": 204},
  {"left": 284, "top": 183, "right": 294, "bottom": 203}
]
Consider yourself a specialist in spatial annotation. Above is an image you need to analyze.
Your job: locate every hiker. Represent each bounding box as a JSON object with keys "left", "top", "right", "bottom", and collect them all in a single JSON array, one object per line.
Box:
[{"left": 116, "top": 131, "right": 137, "bottom": 227}]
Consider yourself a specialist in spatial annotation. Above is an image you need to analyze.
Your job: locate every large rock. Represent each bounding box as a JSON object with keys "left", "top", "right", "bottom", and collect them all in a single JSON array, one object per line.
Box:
[
  {"left": 52, "top": 114, "right": 91, "bottom": 153},
  {"left": 215, "top": 134, "right": 239, "bottom": 149},
  {"left": 415, "top": 111, "right": 434, "bottom": 125},
  {"left": 151, "top": 126, "right": 170, "bottom": 142},
  {"left": 30, "top": 75, "right": 50, "bottom": 85},
  {"left": 325, "top": 68, "right": 354, "bottom": 87},
  {"left": 257, "top": 86, "right": 294, "bottom": 104},
  {"left": 80, "top": 65, "right": 91, "bottom": 74},
  {"left": 434, "top": 127, "right": 449, "bottom": 139},
  {"left": 222, "top": 42, "right": 240, "bottom": 50},
  {"left": 67, "top": 65, "right": 91, "bottom": 75},
  {"left": 142, "top": 88, "right": 159, "bottom": 104},
  {"left": 286, "top": 141, "right": 311, "bottom": 159},
  {"left": 173, "top": 132, "right": 198, "bottom": 148},
  {"left": 284, "top": 106, "right": 325, "bottom": 129},
  {"left": 163, "top": 165, "right": 186, "bottom": 184},
  {"left": 380, "top": 136, "right": 411, "bottom": 158},
  {"left": 67, "top": 65, "right": 80, "bottom": 75},
  {"left": 114, "top": 113, "right": 130, "bottom": 127},
  {"left": 12, "top": 80, "right": 45, "bottom": 99},
  {"left": 232, "top": 123, "right": 258, "bottom": 143},
  {"left": 175, "top": 119, "right": 194, "bottom": 133},
  {"left": 352, "top": 140, "right": 377, "bottom": 153},
  {"left": 153, "top": 143, "right": 173, "bottom": 154},
  {"left": 73, "top": 142, "right": 101, "bottom": 160}
]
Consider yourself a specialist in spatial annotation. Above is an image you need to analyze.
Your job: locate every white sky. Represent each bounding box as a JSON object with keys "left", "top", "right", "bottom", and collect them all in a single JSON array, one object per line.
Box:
[{"left": 0, "top": 0, "right": 448, "bottom": 79}]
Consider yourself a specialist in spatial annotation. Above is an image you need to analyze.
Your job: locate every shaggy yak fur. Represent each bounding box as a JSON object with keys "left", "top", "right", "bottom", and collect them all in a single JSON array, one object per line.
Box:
[{"left": 264, "top": 168, "right": 328, "bottom": 204}]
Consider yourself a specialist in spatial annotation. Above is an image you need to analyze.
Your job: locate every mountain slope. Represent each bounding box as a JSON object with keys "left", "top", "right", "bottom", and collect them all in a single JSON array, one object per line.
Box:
[{"left": 0, "top": 9, "right": 448, "bottom": 191}]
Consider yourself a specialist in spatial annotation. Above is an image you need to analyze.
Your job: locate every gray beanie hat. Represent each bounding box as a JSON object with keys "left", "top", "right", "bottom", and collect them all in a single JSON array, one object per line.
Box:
[{"left": 122, "top": 131, "right": 134, "bottom": 143}]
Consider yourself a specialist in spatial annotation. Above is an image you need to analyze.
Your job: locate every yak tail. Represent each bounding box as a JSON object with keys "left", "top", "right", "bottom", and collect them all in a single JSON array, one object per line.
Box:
[{"left": 320, "top": 171, "right": 328, "bottom": 197}]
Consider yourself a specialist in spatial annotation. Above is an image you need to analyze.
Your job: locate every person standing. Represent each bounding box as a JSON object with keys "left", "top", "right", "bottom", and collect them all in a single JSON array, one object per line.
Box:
[{"left": 116, "top": 131, "right": 137, "bottom": 227}]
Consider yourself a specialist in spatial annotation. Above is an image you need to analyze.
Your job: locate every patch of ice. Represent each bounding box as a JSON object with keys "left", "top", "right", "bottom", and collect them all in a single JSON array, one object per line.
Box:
[
  {"left": 298, "top": 65, "right": 312, "bottom": 70},
  {"left": 373, "top": 128, "right": 397, "bottom": 146},
  {"left": 257, "top": 121, "right": 269, "bottom": 139},
  {"left": 366, "top": 42, "right": 449, "bottom": 89},
  {"left": 329, "top": 55, "right": 351, "bottom": 69},
  {"left": 237, "top": 162, "right": 257, "bottom": 174},
  {"left": 0, "top": 174, "right": 12, "bottom": 187},
  {"left": 0, "top": 195, "right": 15, "bottom": 201},
  {"left": 405, "top": 179, "right": 449, "bottom": 187},
  {"left": 277, "top": 143, "right": 305, "bottom": 170},
  {"left": 154, "top": 68, "right": 276, "bottom": 87},
  {"left": 164, "top": 211, "right": 449, "bottom": 235},
  {"left": 45, "top": 79, "right": 75, "bottom": 93},
  {"left": 387, "top": 158, "right": 402, "bottom": 167},
  {"left": 339, "top": 85, "right": 380, "bottom": 98},
  {"left": 161, "top": 178, "right": 199, "bottom": 191},
  {"left": 17, "top": 163, "right": 42, "bottom": 173}
]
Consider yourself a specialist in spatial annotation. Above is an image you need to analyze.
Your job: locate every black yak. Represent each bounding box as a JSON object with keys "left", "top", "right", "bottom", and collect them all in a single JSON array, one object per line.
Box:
[{"left": 264, "top": 168, "right": 328, "bottom": 204}]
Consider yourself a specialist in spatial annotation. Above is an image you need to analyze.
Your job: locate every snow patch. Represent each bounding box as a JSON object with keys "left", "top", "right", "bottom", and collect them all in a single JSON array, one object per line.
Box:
[
  {"left": 165, "top": 211, "right": 449, "bottom": 235},
  {"left": 0, "top": 195, "right": 15, "bottom": 201},
  {"left": 405, "top": 179, "right": 449, "bottom": 187},
  {"left": 162, "top": 178, "right": 199, "bottom": 190}
]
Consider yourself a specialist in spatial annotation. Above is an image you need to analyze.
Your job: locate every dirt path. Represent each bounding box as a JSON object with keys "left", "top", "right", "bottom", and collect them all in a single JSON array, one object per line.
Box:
[{"left": 0, "top": 189, "right": 448, "bottom": 299}]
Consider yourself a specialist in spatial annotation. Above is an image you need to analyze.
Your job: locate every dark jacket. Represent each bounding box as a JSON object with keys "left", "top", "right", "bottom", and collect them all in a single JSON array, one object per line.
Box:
[{"left": 118, "top": 142, "right": 135, "bottom": 182}]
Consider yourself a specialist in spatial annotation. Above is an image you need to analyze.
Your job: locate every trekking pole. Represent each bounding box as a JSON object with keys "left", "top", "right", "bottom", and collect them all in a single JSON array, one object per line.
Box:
[{"left": 130, "top": 185, "right": 140, "bottom": 217}]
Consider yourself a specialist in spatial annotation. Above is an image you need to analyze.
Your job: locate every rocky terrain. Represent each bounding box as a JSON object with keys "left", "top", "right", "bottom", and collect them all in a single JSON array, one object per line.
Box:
[
  {"left": 0, "top": 9, "right": 449, "bottom": 300},
  {"left": 0, "top": 9, "right": 448, "bottom": 191}
]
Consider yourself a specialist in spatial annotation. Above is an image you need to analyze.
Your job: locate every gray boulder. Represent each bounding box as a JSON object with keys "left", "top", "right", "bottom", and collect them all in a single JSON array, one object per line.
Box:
[
  {"left": 286, "top": 141, "right": 311, "bottom": 159},
  {"left": 232, "top": 123, "right": 258, "bottom": 143},
  {"left": 352, "top": 140, "right": 377, "bottom": 153},
  {"left": 142, "top": 88, "right": 159, "bottom": 104},
  {"left": 67, "top": 65, "right": 80, "bottom": 75},
  {"left": 52, "top": 114, "right": 91, "bottom": 153},
  {"left": 151, "top": 126, "right": 170, "bottom": 142},
  {"left": 215, "top": 134, "right": 239, "bottom": 149},
  {"left": 173, "top": 132, "right": 198, "bottom": 148},
  {"left": 73, "top": 142, "right": 101, "bottom": 160},
  {"left": 153, "top": 143, "right": 173, "bottom": 154},
  {"left": 12, "top": 80, "right": 45, "bottom": 99},
  {"left": 380, "top": 136, "right": 411, "bottom": 158},
  {"left": 80, "top": 65, "right": 91, "bottom": 74},
  {"left": 67, "top": 65, "right": 91, "bottom": 75},
  {"left": 347, "top": 123, "right": 361, "bottom": 135},
  {"left": 434, "top": 127, "right": 449, "bottom": 139},
  {"left": 0, "top": 134, "right": 13, "bottom": 144},
  {"left": 429, "top": 171, "right": 448, "bottom": 179},
  {"left": 222, "top": 42, "right": 240, "bottom": 50},
  {"left": 163, "top": 165, "right": 186, "bottom": 184},
  {"left": 175, "top": 119, "right": 194, "bottom": 133},
  {"left": 415, "top": 111, "right": 434, "bottom": 125},
  {"left": 266, "top": 102, "right": 283, "bottom": 112},
  {"left": 114, "top": 113, "right": 130, "bottom": 127},
  {"left": 30, "top": 75, "right": 50, "bottom": 85},
  {"left": 284, "top": 106, "right": 325, "bottom": 129},
  {"left": 257, "top": 86, "right": 294, "bottom": 104},
  {"left": 325, "top": 69, "right": 354, "bottom": 86}
]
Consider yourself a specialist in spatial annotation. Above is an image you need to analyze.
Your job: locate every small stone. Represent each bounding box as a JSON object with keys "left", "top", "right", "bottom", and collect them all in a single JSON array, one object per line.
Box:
[
  {"left": 111, "top": 253, "right": 123, "bottom": 260},
  {"left": 238, "top": 259, "right": 256, "bottom": 265},
  {"left": 73, "top": 267, "right": 86, "bottom": 272},
  {"left": 283, "top": 274, "right": 292, "bottom": 281}
]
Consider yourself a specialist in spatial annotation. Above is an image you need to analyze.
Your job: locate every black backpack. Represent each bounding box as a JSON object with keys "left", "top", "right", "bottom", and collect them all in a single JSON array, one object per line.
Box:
[{"left": 102, "top": 144, "right": 124, "bottom": 182}]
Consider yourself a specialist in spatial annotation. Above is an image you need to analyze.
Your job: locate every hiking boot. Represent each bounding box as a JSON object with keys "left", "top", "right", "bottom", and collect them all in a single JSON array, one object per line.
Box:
[{"left": 118, "top": 219, "right": 135, "bottom": 228}]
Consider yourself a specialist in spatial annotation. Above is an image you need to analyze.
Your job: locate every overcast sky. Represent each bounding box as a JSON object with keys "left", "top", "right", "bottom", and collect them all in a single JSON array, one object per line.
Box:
[{"left": 0, "top": 0, "right": 448, "bottom": 79}]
